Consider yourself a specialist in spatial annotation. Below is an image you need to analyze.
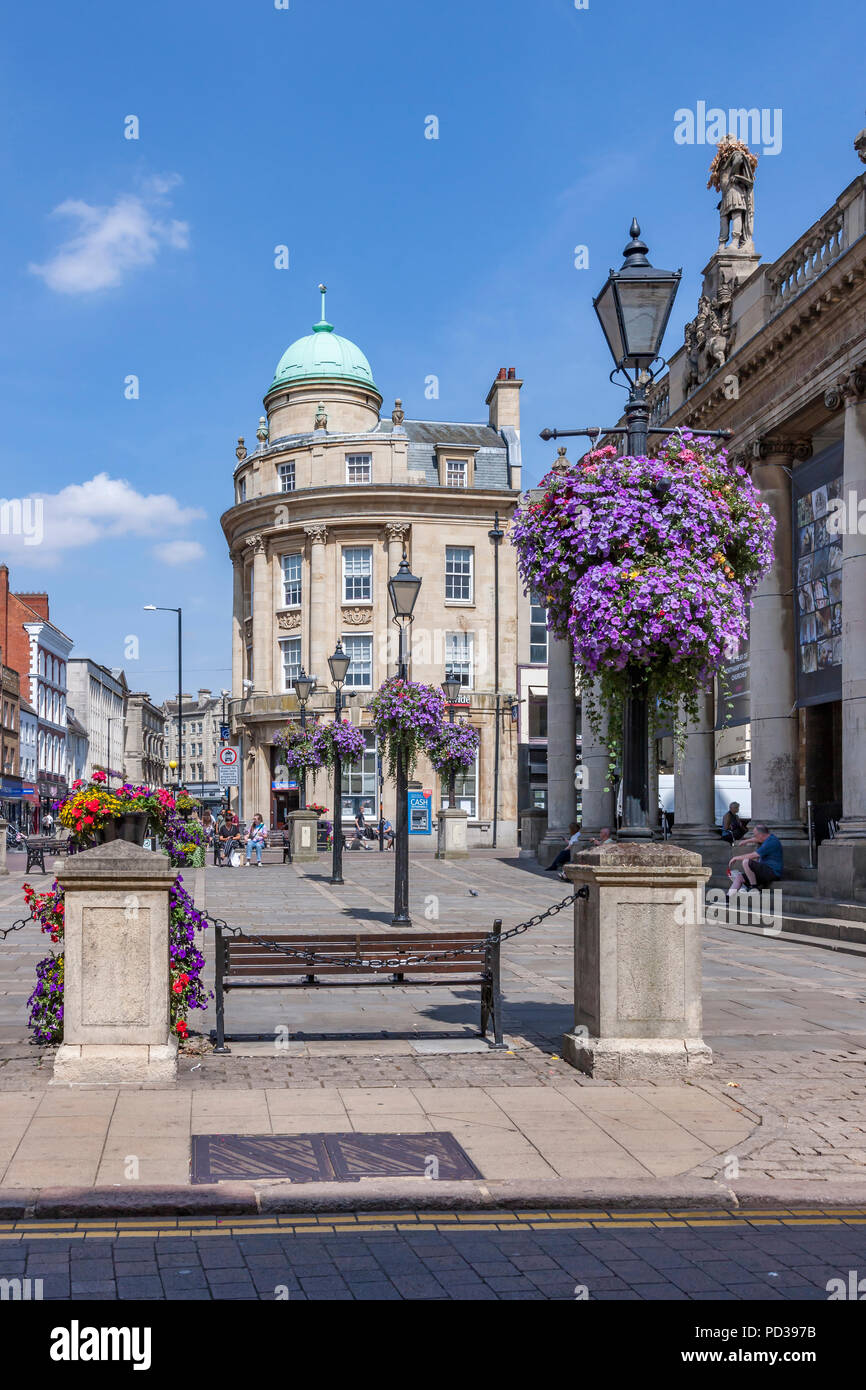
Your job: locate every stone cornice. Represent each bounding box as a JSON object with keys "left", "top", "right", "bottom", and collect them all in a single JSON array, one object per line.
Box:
[{"left": 673, "top": 232, "right": 866, "bottom": 432}]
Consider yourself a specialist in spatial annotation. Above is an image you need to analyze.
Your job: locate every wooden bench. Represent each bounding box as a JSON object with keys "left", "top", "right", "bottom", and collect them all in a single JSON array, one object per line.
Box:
[
  {"left": 211, "top": 922, "right": 504, "bottom": 1051},
  {"left": 22, "top": 837, "right": 76, "bottom": 875}
]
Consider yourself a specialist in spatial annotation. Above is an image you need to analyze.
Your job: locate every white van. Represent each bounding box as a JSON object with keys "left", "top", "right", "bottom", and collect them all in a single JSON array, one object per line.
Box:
[{"left": 657, "top": 773, "right": 751, "bottom": 827}]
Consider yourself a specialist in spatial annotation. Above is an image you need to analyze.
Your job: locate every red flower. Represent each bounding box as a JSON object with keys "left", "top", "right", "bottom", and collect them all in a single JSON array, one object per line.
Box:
[{"left": 176, "top": 1019, "right": 188, "bottom": 1037}]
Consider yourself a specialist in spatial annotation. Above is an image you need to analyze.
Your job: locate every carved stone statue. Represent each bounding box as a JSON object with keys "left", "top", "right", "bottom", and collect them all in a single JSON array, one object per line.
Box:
[
  {"left": 708, "top": 136, "right": 757, "bottom": 252},
  {"left": 392, "top": 398, "right": 405, "bottom": 426},
  {"left": 235, "top": 437, "right": 247, "bottom": 462},
  {"left": 682, "top": 288, "right": 735, "bottom": 394},
  {"left": 314, "top": 401, "right": 328, "bottom": 431}
]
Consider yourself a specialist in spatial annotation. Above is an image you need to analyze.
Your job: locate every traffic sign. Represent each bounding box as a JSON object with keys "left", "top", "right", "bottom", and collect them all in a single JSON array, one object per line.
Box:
[
  {"left": 218, "top": 764, "right": 239, "bottom": 788},
  {"left": 219, "top": 746, "right": 239, "bottom": 768}
]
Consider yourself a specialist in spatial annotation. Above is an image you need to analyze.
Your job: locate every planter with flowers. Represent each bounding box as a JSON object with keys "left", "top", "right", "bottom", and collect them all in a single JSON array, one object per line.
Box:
[{"left": 27, "top": 778, "right": 211, "bottom": 1046}]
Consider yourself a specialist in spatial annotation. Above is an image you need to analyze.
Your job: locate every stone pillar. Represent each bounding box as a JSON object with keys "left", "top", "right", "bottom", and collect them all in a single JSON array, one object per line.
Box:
[
  {"left": 561, "top": 843, "right": 712, "bottom": 1079},
  {"left": 576, "top": 684, "right": 614, "bottom": 845},
  {"left": 305, "top": 524, "right": 329, "bottom": 684},
  {"left": 749, "top": 437, "right": 808, "bottom": 858},
  {"left": 249, "top": 534, "right": 273, "bottom": 695},
  {"left": 673, "top": 687, "right": 718, "bottom": 836},
  {"left": 53, "top": 841, "right": 178, "bottom": 1085},
  {"left": 0, "top": 819, "right": 7, "bottom": 876},
  {"left": 819, "top": 369, "right": 866, "bottom": 900},
  {"left": 537, "top": 633, "right": 577, "bottom": 865},
  {"left": 231, "top": 553, "right": 243, "bottom": 694},
  {"left": 288, "top": 808, "right": 318, "bottom": 863},
  {"left": 437, "top": 806, "right": 468, "bottom": 859},
  {"left": 519, "top": 807, "right": 547, "bottom": 858}
]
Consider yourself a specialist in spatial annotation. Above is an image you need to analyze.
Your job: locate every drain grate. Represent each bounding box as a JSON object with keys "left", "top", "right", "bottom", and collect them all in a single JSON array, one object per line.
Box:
[{"left": 191, "top": 1132, "right": 482, "bottom": 1184}]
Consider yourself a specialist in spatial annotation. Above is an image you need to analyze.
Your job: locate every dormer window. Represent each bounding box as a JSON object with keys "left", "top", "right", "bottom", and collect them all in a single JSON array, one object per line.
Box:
[{"left": 434, "top": 444, "right": 475, "bottom": 488}]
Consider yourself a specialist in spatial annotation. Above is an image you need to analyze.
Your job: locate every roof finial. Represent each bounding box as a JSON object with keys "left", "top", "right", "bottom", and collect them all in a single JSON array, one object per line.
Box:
[{"left": 314, "top": 282, "right": 334, "bottom": 333}]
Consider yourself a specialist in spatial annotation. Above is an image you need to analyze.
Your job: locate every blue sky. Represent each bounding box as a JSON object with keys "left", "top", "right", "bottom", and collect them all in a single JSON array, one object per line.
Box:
[{"left": 0, "top": 0, "right": 862, "bottom": 700}]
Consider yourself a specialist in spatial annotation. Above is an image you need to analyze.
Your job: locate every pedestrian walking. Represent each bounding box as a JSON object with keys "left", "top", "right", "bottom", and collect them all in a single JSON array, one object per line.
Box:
[
  {"left": 245, "top": 813, "right": 268, "bottom": 867},
  {"left": 353, "top": 806, "right": 372, "bottom": 850}
]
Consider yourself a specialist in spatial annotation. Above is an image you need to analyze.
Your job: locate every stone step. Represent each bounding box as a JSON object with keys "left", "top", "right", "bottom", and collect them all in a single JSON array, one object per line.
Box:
[{"left": 720, "top": 915, "right": 866, "bottom": 957}]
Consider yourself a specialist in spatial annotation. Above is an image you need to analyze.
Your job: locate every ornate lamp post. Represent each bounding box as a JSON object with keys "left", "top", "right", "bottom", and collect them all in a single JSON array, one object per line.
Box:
[
  {"left": 388, "top": 552, "right": 422, "bottom": 927},
  {"left": 292, "top": 667, "right": 316, "bottom": 809},
  {"left": 540, "top": 223, "right": 683, "bottom": 840},
  {"left": 327, "top": 641, "right": 351, "bottom": 886},
  {"left": 441, "top": 675, "right": 463, "bottom": 809}
]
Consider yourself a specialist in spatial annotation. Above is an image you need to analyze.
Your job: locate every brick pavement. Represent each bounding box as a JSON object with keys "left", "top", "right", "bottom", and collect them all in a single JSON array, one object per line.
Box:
[{"left": 3, "top": 1210, "right": 865, "bottom": 1301}]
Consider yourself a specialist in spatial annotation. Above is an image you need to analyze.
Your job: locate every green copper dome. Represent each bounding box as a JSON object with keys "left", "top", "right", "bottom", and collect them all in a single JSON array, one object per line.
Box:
[{"left": 268, "top": 285, "right": 378, "bottom": 395}]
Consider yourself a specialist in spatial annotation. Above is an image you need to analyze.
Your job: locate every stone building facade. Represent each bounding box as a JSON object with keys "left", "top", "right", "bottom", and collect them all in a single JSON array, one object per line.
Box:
[
  {"left": 221, "top": 291, "right": 523, "bottom": 845},
  {"left": 126, "top": 692, "right": 168, "bottom": 788},
  {"left": 162, "top": 688, "right": 227, "bottom": 797},
  {"left": 554, "top": 124, "right": 866, "bottom": 899},
  {"left": 66, "top": 659, "right": 128, "bottom": 785}
]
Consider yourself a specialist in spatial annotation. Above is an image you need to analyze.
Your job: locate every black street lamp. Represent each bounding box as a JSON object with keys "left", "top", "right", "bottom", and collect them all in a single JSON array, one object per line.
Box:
[
  {"left": 539, "top": 222, "right": 691, "bottom": 841},
  {"left": 389, "top": 551, "right": 422, "bottom": 927},
  {"left": 327, "top": 641, "right": 351, "bottom": 885},
  {"left": 144, "top": 605, "right": 183, "bottom": 791},
  {"left": 441, "top": 675, "right": 462, "bottom": 809},
  {"left": 292, "top": 667, "right": 316, "bottom": 809}
]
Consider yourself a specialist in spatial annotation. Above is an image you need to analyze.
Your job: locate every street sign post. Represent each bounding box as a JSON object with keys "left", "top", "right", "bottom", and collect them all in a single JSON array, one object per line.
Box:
[{"left": 218, "top": 746, "right": 239, "bottom": 789}]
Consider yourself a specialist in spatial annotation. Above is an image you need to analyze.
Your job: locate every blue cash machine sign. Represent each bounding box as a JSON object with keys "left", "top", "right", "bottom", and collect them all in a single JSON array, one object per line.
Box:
[{"left": 407, "top": 789, "right": 432, "bottom": 835}]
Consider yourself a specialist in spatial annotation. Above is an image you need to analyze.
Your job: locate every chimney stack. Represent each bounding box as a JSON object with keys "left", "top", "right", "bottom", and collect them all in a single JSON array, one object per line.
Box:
[{"left": 486, "top": 366, "right": 522, "bottom": 433}]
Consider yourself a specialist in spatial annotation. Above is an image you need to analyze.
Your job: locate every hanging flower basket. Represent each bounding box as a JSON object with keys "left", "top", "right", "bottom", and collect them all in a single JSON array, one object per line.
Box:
[
  {"left": 316, "top": 721, "right": 367, "bottom": 768},
  {"left": 511, "top": 433, "right": 775, "bottom": 760},
  {"left": 428, "top": 722, "right": 480, "bottom": 780},
  {"left": 274, "top": 721, "right": 324, "bottom": 771},
  {"left": 368, "top": 677, "right": 444, "bottom": 777}
]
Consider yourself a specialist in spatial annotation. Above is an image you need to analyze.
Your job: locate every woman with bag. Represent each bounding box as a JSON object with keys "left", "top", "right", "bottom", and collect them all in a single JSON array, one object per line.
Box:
[{"left": 245, "top": 814, "right": 268, "bottom": 868}]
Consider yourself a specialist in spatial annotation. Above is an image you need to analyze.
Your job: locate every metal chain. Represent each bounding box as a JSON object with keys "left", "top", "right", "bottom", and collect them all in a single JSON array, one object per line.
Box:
[
  {"left": 0, "top": 912, "right": 37, "bottom": 941},
  {"left": 203, "top": 886, "right": 586, "bottom": 971}
]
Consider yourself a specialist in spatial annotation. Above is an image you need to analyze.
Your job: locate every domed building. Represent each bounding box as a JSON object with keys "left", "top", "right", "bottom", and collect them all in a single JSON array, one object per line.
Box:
[{"left": 221, "top": 287, "right": 524, "bottom": 846}]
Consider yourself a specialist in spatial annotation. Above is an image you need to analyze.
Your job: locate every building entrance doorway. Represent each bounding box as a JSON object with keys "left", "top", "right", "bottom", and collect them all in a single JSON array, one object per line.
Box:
[{"left": 272, "top": 789, "right": 300, "bottom": 832}]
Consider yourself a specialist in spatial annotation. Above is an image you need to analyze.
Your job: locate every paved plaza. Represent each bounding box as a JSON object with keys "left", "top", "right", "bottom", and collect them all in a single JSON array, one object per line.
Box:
[{"left": 0, "top": 849, "right": 864, "bottom": 1198}]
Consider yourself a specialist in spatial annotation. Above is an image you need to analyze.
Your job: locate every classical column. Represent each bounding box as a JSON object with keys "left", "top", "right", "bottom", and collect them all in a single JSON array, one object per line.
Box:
[
  {"left": 749, "top": 436, "right": 808, "bottom": 852},
  {"left": 577, "top": 681, "right": 615, "bottom": 845},
  {"left": 231, "top": 553, "right": 243, "bottom": 695},
  {"left": 538, "top": 632, "right": 577, "bottom": 865},
  {"left": 673, "top": 686, "right": 717, "bottom": 841},
  {"left": 305, "top": 524, "right": 329, "bottom": 682},
  {"left": 247, "top": 534, "right": 273, "bottom": 695},
  {"left": 819, "top": 368, "right": 866, "bottom": 900}
]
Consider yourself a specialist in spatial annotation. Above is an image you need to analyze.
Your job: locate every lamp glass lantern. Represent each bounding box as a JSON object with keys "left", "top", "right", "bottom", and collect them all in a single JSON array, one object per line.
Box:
[
  {"left": 441, "top": 676, "right": 462, "bottom": 705},
  {"left": 593, "top": 221, "right": 681, "bottom": 372},
  {"left": 387, "top": 554, "right": 422, "bottom": 620},
  {"left": 328, "top": 640, "right": 351, "bottom": 687},
  {"left": 293, "top": 669, "right": 316, "bottom": 704}
]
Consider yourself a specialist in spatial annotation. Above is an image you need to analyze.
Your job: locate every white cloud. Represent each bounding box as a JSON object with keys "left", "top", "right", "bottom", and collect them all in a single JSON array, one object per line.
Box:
[
  {"left": 153, "top": 540, "right": 206, "bottom": 566},
  {"left": 29, "top": 176, "right": 189, "bottom": 294},
  {"left": 0, "top": 473, "right": 205, "bottom": 564}
]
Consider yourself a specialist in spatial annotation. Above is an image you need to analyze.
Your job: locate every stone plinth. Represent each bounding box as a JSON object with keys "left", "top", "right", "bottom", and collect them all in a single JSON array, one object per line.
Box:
[
  {"left": 53, "top": 841, "right": 179, "bottom": 1085},
  {"left": 288, "top": 809, "right": 319, "bottom": 863},
  {"left": 436, "top": 807, "right": 469, "bottom": 860},
  {"left": 817, "top": 838, "right": 866, "bottom": 904},
  {"left": 561, "top": 842, "right": 712, "bottom": 1080},
  {"left": 519, "top": 808, "right": 547, "bottom": 858}
]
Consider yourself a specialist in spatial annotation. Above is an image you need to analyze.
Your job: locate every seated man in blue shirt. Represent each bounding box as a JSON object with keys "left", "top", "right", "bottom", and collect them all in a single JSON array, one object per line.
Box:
[{"left": 728, "top": 822, "right": 783, "bottom": 894}]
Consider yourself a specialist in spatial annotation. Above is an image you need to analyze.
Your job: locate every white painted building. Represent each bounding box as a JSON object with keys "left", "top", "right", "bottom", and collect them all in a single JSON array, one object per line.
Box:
[{"left": 66, "top": 660, "right": 128, "bottom": 783}]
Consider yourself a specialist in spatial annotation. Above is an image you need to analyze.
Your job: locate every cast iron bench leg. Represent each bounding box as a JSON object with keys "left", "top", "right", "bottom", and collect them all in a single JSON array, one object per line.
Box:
[{"left": 212, "top": 923, "right": 231, "bottom": 1054}]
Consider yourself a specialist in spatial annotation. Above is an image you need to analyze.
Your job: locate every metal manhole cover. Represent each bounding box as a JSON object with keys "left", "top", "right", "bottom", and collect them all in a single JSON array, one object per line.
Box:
[{"left": 190, "top": 1132, "right": 481, "bottom": 1184}]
